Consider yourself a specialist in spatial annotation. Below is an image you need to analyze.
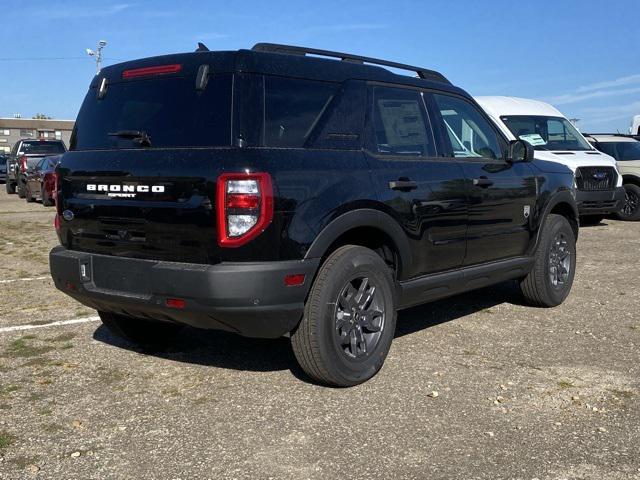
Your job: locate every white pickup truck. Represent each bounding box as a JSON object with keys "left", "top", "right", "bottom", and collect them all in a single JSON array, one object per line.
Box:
[{"left": 475, "top": 96, "right": 625, "bottom": 225}]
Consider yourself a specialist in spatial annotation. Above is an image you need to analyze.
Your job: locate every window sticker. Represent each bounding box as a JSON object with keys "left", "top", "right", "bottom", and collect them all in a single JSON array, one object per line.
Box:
[{"left": 519, "top": 133, "right": 547, "bottom": 146}]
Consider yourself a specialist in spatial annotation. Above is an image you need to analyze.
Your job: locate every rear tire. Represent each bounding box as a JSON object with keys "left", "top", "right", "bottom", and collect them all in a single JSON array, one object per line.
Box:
[
  {"left": 291, "top": 245, "right": 396, "bottom": 387},
  {"left": 520, "top": 214, "right": 576, "bottom": 307},
  {"left": 98, "top": 311, "right": 184, "bottom": 348},
  {"left": 579, "top": 215, "right": 604, "bottom": 226},
  {"left": 17, "top": 180, "right": 26, "bottom": 198},
  {"left": 616, "top": 183, "right": 640, "bottom": 221},
  {"left": 42, "top": 186, "right": 54, "bottom": 207},
  {"left": 5, "top": 181, "right": 16, "bottom": 194}
]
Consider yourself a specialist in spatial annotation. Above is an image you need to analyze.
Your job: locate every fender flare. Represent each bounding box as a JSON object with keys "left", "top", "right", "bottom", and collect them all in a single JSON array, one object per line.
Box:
[
  {"left": 533, "top": 189, "right": 579, "bottom": 251},
  {"left": 304, "top": 208, "right": 412, "bottom": 277}
]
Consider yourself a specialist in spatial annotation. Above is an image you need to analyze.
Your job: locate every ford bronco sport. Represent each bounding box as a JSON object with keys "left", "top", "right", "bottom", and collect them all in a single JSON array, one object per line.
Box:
[{"left": 50, "top": 43, "right": 579, "bottom": 386}]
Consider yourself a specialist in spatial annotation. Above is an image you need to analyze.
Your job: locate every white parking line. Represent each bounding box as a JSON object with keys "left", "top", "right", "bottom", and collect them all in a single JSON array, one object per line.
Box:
[
  {"left": 0, "top": 316, "right": 100, "bottom": 334},
  {"left": 0, "top": 275, "right": 50, "bottom": 285}
]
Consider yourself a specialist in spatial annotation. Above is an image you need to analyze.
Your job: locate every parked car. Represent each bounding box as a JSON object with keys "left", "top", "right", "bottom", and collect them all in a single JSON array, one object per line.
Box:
[
  {"left": 5, "top": 139, "right": 66, "bottom": 197},
  {"left": 50, "top": 43, "right": 579, "bottom": 386},
  {"left": 585, "top": 134, "right": 640, "bottom": 221},
  {"left": 25, "top": 155, "right": 61, "bottom": 206},
  {"left": 475, "top": 96, "right": 625, "bottom": 226},
  {"left": 0, "top": 155, "right": 6, "bottom": 183}
]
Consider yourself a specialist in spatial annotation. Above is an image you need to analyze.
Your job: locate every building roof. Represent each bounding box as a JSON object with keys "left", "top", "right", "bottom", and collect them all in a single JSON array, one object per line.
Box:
[
  {"left": 474, "top": 96, "right": 565, "bottom": 118},
  {"left": 0, "top": 118, "right": 74, "bottom": 130}
]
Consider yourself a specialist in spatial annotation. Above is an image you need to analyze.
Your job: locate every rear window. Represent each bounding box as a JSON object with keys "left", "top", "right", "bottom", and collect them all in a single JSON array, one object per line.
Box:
[
  {"left": 71, "top": 74, "right": 232, "bottom": 150},
  {"left": 19, "top": 141, "right": 65, "bottom": 155}
]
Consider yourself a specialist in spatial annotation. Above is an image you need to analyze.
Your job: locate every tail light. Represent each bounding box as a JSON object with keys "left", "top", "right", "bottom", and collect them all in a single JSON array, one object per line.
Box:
[
  {"left": 216, "top": 173, "right": 273, "bottom": 247},
  {"left": 18, "top": 155, "right": 27, "bottom": 173}
]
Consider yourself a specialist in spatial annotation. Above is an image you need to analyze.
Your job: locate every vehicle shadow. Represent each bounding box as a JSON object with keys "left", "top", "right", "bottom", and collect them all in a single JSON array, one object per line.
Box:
[{"left": 92, "top": 280, "right": 526, "bottom": 377}]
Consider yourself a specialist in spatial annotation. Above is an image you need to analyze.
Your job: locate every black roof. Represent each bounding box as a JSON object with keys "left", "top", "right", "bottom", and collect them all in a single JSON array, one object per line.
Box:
[{"left": 96, "top": 44, "right": 466, "bottom": 96}]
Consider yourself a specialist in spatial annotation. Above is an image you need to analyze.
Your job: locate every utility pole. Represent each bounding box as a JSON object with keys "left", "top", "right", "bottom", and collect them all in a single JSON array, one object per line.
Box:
[{"left": 86, "top": 40, "right": 108, "bottom": 74}]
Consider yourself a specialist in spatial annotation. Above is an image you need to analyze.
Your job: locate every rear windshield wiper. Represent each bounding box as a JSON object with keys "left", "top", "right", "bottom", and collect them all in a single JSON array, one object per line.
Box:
[{"left": 108, "top": 130, "right": 152, "bottom": 147}]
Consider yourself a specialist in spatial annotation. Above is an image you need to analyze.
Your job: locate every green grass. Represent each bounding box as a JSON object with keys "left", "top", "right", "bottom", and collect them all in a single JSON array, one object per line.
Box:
[
  {"left": 3, "top": 338, "right": 55, "bottom": 359},
  {"left": 45, "top": 332, "right": 76, "bottom": 343},
  {"left": 0, "top": 431, "right": 16, "bottom": 449},
  {"left": 558, "top": 380, "right": 575, "bottom": 389}
]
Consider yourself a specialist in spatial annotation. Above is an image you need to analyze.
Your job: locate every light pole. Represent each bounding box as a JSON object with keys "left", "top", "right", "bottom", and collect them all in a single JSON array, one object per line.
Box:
[{"left": 86, "top": 40, "right": 108, "bottom": 74}]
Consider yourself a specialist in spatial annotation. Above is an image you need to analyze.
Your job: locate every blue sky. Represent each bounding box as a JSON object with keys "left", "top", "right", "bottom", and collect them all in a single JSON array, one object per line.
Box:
[{"left": 1, "top": 0, "right": 639, "bottom": 132}]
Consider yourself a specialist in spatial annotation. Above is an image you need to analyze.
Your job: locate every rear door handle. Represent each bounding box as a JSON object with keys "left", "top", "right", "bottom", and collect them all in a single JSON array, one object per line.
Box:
[
  {"left": 389, "top": 180, "right": 418, "bottom": 191},
  {"left": 473, "top": 177, "right": 494, "bottom": 188}
]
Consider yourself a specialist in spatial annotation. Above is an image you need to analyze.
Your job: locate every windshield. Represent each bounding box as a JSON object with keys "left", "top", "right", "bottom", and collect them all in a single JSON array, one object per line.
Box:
[
  {"left": 597, "top": 141, "right": 640, "bottom": 161},
  {"left": 71, "top": 74, "right": 232, "bottom": 150},
  {"left": 19, "top": 141, "right": 66, "bottom": 155},
  {"left": 500, "top": 115, "right": 592, "bottom": 151}
]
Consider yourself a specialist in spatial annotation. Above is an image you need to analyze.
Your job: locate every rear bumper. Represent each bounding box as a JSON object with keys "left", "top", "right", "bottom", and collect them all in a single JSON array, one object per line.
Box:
[
  {"left": 576, "top": 187, "right": 625, "bottom": 215},
  {"left": 49, "top": 246, "right": 320, "bottom": 338}
]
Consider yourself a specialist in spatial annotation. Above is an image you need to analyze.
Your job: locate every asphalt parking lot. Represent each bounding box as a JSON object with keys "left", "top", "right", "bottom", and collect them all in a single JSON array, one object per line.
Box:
[{"left": 0, "top": 189, "right": 638, "bottom": 480}]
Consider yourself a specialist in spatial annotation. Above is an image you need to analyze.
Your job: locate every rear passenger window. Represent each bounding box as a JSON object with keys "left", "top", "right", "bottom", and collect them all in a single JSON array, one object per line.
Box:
[
  {"left": 433, "top": 94, "right": 502, "bottom": 160},
  {"left": 264, "top": 77, "right": 337, "bottom": 148},
  {"left": 371, "top": 87, "right": 434, "bottom": 156}
]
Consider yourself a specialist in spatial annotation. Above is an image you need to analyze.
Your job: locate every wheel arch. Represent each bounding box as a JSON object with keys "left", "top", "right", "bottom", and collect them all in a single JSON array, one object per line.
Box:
[
  {"left": 304, "top": 209, "right": 412, "bottom": 280},
  {"left": 534, "top": 191, "right": 579, "bottom": 251},
  {"left": 622, "top": 174, "right": 640, "bottom": 187}
]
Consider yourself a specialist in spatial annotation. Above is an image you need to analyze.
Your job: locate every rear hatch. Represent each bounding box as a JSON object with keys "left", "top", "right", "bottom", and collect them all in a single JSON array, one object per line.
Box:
[
  {"left": 20, "top": 140, "right": 66, "bottom": 171},
  {"left": 58, "top": 54, "right": 234, "bottom": 264}
]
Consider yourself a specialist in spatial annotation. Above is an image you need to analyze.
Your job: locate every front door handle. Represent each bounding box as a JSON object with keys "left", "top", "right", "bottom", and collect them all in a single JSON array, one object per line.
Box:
[
  {"left": 389, "top": 179, "right": 418, "bottom": 191},
  {"left": 473, "top": 177, "right": 494, "bottom": 188}
]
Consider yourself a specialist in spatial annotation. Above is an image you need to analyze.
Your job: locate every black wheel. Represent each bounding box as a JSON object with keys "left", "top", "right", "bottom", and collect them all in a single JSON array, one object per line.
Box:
[
  {"left": 616, "top": 184, "right": 640, "bottom": 221},
  {"left": 5, "top": 181, "right": 15, "bottom": 194},
  {"left": 520, "top": 214, "right": 576, "bottom": 307},
  {"left": 41, "top": 186, "right": 54, "bottom": 207},
  {"left": 579, "top": 215, "right": 604, "bottom": 226},
  {"left": 98, "top": 311, "right": 184, "bottom": 348},
  {"left": 17, "top": 180, "right": 26, "bottom": 198},
  {"left": 291, "top": 245, "right": 396, "bottom": 387}
]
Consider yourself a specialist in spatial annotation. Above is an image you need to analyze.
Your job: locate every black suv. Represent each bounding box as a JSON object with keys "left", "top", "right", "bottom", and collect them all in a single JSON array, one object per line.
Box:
[
  {"left": 5, "top": 139, "right": 66, "bottom": 196},
  {"left": 50, "top": 44, "right": 579, "bottom": 386}
]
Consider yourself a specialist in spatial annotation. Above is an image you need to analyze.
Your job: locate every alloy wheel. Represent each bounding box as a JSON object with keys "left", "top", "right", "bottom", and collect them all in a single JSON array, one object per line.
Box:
[
  {"left": 334, "top": 276, "right": 385, "bottom": 359},
  {"left": 549, "top": 232, "right": 571, "bottom": 287},
  {"left": 622, "top": 189, "right": 639, "bottom": 217}
]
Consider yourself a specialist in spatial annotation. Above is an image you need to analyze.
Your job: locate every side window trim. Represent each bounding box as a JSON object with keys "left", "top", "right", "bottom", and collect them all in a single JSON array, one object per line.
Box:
[{"left": 364, "top": 82, "right": 438, "bottom": 160}]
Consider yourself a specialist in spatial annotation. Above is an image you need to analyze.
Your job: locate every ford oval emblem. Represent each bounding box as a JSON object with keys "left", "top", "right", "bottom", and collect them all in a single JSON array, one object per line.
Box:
[{"left": 62, "top": 210, "right": 74, "bottom": 221}]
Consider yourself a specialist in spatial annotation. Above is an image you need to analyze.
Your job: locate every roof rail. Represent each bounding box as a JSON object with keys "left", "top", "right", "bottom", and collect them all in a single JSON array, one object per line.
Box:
[{"left": 252, "top": 43, "right": 450, "bottom": 84}]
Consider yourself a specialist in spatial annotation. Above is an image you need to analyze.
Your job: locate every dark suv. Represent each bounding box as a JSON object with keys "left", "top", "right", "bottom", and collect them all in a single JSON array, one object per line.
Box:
[
  {"left": 50, "top": 44, "right": 579, "bottom": 386},
  {"left": 5, "top": 139, "right": 66, "bottom": 196}
]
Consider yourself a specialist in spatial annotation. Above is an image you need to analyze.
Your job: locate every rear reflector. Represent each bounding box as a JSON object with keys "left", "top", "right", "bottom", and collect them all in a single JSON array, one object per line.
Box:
[
  {"left": 284, "top": 274, "right": 305, "bottom": 287},
  {"left": 165, "top": 298, "right": 186, "bottom": 309},
  {"left": 122, "top": 64, "right": 182, "bottom": 79}
]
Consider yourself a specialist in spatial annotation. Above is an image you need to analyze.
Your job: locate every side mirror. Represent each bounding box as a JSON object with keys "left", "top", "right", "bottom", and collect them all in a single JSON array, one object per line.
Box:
[{"left": 508, "top": 139, "right": 535, "bottom": 163}]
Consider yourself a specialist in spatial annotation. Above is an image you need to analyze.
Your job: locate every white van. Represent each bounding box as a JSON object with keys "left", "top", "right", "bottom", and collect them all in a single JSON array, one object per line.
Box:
[
  {"left": 475, "top": 96, "right": 624, "bottom": 225},
  {"left": 630, "top": 115, "right": 640, "bottom": 136}
]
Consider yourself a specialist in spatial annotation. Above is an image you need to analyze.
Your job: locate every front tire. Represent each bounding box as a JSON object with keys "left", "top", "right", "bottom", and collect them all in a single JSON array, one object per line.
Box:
[
  {"left": 520, "top": 214, "right": 576, "bottom": 307},
  {"left": 291, "top": 245, "right": 396, "bottom": 387},
  {"left": 98, "top": 311, "right": 184, "bottom": 348},
  {"left": 616, "top": 184, "right": 640, "bottom": 221}
]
